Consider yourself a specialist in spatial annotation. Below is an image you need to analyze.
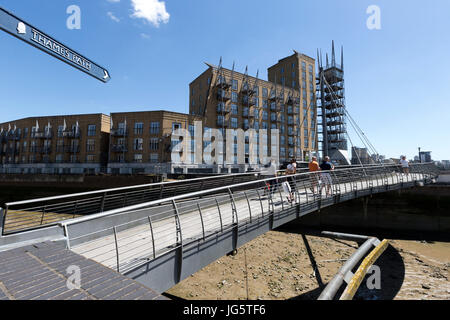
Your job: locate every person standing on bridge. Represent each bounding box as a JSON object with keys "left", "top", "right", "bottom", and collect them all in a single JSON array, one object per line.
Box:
[
  {"left": 285, "top": 158, "right": 297, "bottom": 203},
  {"left": 264, "top": 159, "right": 279, "bottom": 197},
  {"left": 319, "top": 156, "right": 334, "bottom": 196},
  {"left": 308, "top": 156, "right": 320, "bottom": 195},
  {"left": 400, "top": 156, "right": 410, "bottom": 175}
]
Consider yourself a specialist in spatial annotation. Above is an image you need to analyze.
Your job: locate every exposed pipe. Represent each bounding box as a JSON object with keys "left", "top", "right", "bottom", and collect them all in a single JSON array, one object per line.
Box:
[{"left": 318, "top": 237, "right": 378, "bottom": 300}]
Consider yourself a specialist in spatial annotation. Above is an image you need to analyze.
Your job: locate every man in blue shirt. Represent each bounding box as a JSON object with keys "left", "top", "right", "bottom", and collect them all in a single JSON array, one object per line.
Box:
[{"left": 319, "top": 156, "right": 334, "bottom": 196}]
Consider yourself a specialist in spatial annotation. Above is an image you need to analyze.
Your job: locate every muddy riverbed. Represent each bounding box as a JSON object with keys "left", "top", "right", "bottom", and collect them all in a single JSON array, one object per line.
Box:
[{"left": 166, "top": 230, "right": 449, "bottom": 300}]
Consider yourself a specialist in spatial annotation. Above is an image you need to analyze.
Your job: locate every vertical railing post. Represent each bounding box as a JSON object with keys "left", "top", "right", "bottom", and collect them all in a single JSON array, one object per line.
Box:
[
  {"left": 159, "top": 184, "right": 164, "bottom": 200},
  {"left": 255, "top": 188, "right": 265, "bottom": 217},
  {"left": 172, "top": 199, "right": 183, "bottom": 283},
  {"left": 244, "top": 191, "right": 252, "bottom": 224},
  {"left": 147, "top": 216, "right": 156, "bottom": 259},
  {"left": 72, "top": 201, "right": 78, "bottom": 219},
  {"left": 197, "top": 203, "right": 206, "bottom": 240},
  {"left": 228, "top": 188, "right": 239, "bottom": 251},
  {"left": 228, "top": 188, "right": 238, "bottom": 226},
  {"left": 40, "top": 205, "right": 47, "bottom": 225},
  {"left": 278, "top": 177, "right": 285, "bottom": 211},
  {"left": 215, "top": 198, "right": 224, "bottom": 233},
  {"left": 100, "top": 192, "right": 107, "bottom": 213},
  {"left": 0, "top": 208, "right": 4, "bottom": 236},
  {"left": 113, "top": 227, "right": 120, "bottom": 273}
]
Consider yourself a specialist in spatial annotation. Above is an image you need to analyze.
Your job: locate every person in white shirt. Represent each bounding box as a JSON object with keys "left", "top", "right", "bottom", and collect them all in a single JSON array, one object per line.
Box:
[
  {"left": 264, "top": 159, "right": 278, "bottom": 196},
  {"left": 400, "top": 156, "right": 410, "bottom": 174}
]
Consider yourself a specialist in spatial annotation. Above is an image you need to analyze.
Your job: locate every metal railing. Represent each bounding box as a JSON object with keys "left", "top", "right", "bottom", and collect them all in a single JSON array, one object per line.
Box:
[
  {"left": 1, "top": 171, "right": 268, "bottom": 235},
  {"left": 63, "top": 163, "right": 439, "bottom": 274}
]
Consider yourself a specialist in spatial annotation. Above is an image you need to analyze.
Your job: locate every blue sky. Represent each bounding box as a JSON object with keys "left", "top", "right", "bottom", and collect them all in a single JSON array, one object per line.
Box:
[{"left": 0, "top": 0, "right": 449, "bottom": 160}]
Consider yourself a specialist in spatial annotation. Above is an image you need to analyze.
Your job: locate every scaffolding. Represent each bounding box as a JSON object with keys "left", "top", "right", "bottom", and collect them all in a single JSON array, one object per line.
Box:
[{"left": 317, "top": 41, "right": 349, "bottom": 164}]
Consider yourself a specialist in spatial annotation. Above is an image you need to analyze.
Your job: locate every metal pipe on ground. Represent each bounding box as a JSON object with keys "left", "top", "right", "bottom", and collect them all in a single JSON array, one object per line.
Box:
[{"left": 317, "top": 237, "right": 379, "bottom": 300}]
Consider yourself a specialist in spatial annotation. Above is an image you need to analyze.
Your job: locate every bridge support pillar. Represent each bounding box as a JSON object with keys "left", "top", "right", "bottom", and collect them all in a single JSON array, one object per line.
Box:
[{"left": 362, "top": 196, "right": 369, "bottom": 227}]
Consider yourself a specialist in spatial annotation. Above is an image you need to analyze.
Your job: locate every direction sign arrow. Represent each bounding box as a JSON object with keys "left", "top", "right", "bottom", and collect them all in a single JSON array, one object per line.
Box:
[{"left": 0, "top": 6, "right": 111, "bottom": 83}]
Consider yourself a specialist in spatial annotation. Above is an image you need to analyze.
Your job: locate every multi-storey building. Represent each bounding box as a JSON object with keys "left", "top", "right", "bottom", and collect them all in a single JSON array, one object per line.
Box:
[
  {"left": 0, "top": 114, "right": 110, "bottom": 174},
  {"left": 189, "top": 51, "right": 318, "bottom": 167},
  {"left": 109, "top": 111, "right": 203, "bottom": 174}
]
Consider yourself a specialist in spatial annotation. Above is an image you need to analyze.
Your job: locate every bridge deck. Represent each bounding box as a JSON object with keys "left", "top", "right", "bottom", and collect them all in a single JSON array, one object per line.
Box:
[
  {"left": 71, "top": 173, "right": 421, "bottom": 273},
  {"left": 0, "top": 242, "right": 167, "bottom": 300}
]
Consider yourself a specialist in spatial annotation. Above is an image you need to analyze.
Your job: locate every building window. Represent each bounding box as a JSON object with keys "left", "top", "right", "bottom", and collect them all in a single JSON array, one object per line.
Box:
[
  {"left": 150, "top": 122, "right": 160, "bottom": 134},
  {"left": 134, "top": 122, "right": 144, "bottom": 135},
  {"left": 150, "top": 138, "right": 159, "bottom": 151},
  {"left": 262, "top": 88, "right": 268, "bottom": 98},
  {"left": 309, "top": 65, "right": 313, "bottom": 73},
  {"left": 302, "top": 62, "right": 306, "bottom": 70},
  {"left": 150, "top": 153, "right": 159, "bottom": 163},
  {"left": 86, "top": 139, "right": 95, "bottom": 152},
  {"left": 86, "top": 155, "right": 95, "bottom": 163},
  {"left": 254, "top": 108, "right": 259, "bottom": 119},
  {"left": 87, "top": 125, "right": 96, "bottom": 136},
  {"left": 262, "top": 122, "right": 268, "bottom": 129},
  {"left": 231, "top": 92, "right": 238, "bottom": 103},
  {"left": 231, "top": 104, "right": 238, "bottom": 115},
  {"left": 231, "top": 118, "right": 238, "bottom": 129},
  {"left": 134, "top": 138, "right": 143, "bottom": 151},
  {"left": 172, "top": 122, "right": 182, "bottom": 132},
  {"left": 134, "top": 154, "right": 143, "bottom": 163},
  {"left": 232, "top": 79, "right": 238, "bottom": 91},
  {"left": 58, "top": 126, "right": 64, "bottom": 137}
]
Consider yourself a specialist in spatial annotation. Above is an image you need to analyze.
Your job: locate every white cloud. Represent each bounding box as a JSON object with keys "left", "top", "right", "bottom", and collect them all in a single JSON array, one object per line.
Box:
[
  {"left": 130, "top": 0, "right": 170, "bottom": 27},
  {"left": 107, "top": 0, "right": 121, "bottom": 3},
  {"left": 140, "top": 33, "right": 151, "bottom": 39},
  {"left": 107, "top": 11, "right": 121, "bottom": 22}
]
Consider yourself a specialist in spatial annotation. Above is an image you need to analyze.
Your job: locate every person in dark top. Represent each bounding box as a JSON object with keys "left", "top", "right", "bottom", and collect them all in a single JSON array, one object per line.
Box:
[{"left": 319, "top": 156, "right": 334, "bottom": 196}]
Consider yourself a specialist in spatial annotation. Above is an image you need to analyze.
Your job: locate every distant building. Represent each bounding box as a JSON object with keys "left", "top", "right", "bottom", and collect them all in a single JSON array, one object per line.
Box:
[
  {"left": 108, "top": 110, "right": 203, "bottom": 175},
  {"left": 189, "top": 51, "right": 319, "bottom": 165},
  {"left": 0, "top": 114, "right": 110, "bottom": 174},
  {"left": 419, "top": 151, "right": 432, "bottom": 163},
  {"left": 351, "top": 147, "right": 372, "bottom": 165}
]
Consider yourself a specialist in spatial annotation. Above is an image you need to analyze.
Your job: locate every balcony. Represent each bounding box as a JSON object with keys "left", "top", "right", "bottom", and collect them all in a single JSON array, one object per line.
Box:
[
  {"left": 215, "top": 77, "right": 231, "bottom": 90},
  {"left": 111, "top": 144, "right": 128, "bottom": 153},
  {"left": 40, "top": 146, "right": 52, "bottom": 154},
  {"left": 217, "top": 90, "right": 231, "bottom": 101},
  {"left": 31, "top": 131, "right": 53, "bottom": 139},
  {"left": 216, "top": 119, "right": 229, "bottom": 127},
  {"left": 5, "top": 147, "right": 19, "bottom": 155},
  {"left": 111, "top": 129, "right": 129, "bottom": 137},
  {"left": 242, "top": 97, "right": 256, "bottom": 107},
  {"left": 268, "top": 93, "right": 283, "bottom": 102},
  {"left": 217, "top": 104, "right": 230, "bottom": 114},
  {"left": 62, "top": 130, "right": 81, "bottom": 139},
  {"left": 241, "top": 84, "right": 256, "bottom": 96},
  {"left": 65, "top": 146, "right": 81, "bottom": 153},
  {"left": 7, "top": 133, "right": 21, "bottom": 141},
  {"left": 30, "top": 146, "right": 42, "bottom": 153}
]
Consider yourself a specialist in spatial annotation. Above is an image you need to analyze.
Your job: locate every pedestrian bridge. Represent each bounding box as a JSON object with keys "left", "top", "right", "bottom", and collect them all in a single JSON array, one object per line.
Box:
[{"left": 0, "top": 163, "right": 440, "bottom": 294}]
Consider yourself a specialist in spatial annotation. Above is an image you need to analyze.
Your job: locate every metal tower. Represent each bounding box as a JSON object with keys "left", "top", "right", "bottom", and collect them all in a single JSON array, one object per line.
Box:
[{"left": 316, "top": 41, "right": 349, "bottom": 164}]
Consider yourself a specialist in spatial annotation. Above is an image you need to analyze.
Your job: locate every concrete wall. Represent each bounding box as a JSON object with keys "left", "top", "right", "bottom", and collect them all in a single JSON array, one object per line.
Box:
[{"left": 292, "top": 185, "right": 450, "bottom": 238}]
